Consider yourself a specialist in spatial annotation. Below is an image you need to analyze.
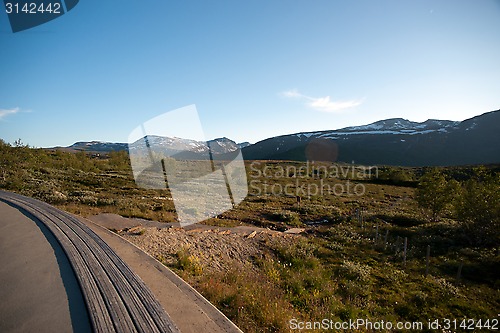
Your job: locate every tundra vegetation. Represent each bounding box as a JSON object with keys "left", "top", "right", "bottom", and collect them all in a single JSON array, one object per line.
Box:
[{"left": 1, "top": 139, "right": 498, "bottom": 333}]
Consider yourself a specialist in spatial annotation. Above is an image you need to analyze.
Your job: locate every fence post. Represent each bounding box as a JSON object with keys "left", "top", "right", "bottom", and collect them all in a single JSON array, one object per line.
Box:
[
  {"left": 456, "top": 262, "right": 463, "bottom": 283},
  {"left": 425, "top": 245, "right": 430, "bottom": 276},
  {"left": 403, "top": 237, "right": 408, "bottom": 267},
  {"left": 384, "top": 229, "right": 389, "bottom": 250},
  {"left": 395, "top": 236, "right": 400, "bottom": 255}
]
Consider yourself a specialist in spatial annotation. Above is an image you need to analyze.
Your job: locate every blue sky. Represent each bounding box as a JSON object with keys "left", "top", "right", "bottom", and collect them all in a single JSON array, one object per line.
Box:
[{"left": 1, "top": 0, "right": 499, "bottom": 147}]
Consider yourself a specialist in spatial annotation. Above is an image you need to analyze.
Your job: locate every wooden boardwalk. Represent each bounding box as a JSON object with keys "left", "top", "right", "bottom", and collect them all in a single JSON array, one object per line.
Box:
[{"left": 0, "top": 191, "right": 180, "bottom": 333}]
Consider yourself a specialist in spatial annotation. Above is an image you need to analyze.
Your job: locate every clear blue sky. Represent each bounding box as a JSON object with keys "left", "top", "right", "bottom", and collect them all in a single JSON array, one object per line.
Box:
[{"left": 1, "top": 0, "right": 499, "bottom": 147}]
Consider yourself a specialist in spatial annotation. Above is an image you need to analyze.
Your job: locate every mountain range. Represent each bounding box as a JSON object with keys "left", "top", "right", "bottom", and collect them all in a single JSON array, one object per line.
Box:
[
  {"left": 65, "top": 138, "right": 249, "bottom": 155},
  {"left": 58, "top": 109, "right": 500, "bottom": 166}
]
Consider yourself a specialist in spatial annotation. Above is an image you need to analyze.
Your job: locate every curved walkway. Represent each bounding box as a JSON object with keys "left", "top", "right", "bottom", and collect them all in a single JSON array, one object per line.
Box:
[
  {"left": 0, "top": 199, "right": 91, "bottom": 333},
  {"left": 0, "top": 191, "right": 179, "bottom": 333},
  {"left": 80, "top": 216, "right": 243, "bottom": 333},
  {"left": 0, "top": 190, "right": 243, "bottom": 333}
]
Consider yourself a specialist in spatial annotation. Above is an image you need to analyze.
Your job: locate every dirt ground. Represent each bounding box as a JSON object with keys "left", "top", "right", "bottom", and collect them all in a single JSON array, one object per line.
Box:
[{"left": 88, "top": 213, "right": 303, "bottom": 273}]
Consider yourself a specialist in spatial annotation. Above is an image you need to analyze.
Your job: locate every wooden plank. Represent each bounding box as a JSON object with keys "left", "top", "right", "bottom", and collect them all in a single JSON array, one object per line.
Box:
[
  {"left": 41, "top": 201, "right": 178, "bottom": 332},
  {"left": 0, "top": 191, "right": 179, "bottom": 333},
  {"left": 0, "top": 194, "right": 119, "bottom": 332},
  {"left": 42, "top": 205, "right": 163, "bottom": 332},
  {"left": 14, "top": 196, "right": 141, "bottom": 333}
]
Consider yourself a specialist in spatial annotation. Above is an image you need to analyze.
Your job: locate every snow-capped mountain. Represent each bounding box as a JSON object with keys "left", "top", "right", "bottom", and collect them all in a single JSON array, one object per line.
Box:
[
  {"left": 128, "top": 136, "right": 241, "bottom": 157},
  {"left": 61, "top": 109, "right": 500, "bottom": 166},
  {"left": 68, "top": 141, "right": 128, "bottom": 152},
  {"left": 292, "top": 118, "right": 461, "bottom": 139},
  {"left": 336, "top": 118, "right": 459, "bottom": 133},
  {"left": 242, "top": 110, "right": 500, "bottom": 166},
  {"left": 237, "top": 142, "right": 251, "bottom": 149},
  {"left": 67, "top": 136, "right": 243, "bottom": 159}
]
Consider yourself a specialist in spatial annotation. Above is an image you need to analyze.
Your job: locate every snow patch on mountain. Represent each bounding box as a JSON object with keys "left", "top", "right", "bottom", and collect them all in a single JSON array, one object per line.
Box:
[{"left": 289, "top": 118, "right": 461, "bottom": 140}]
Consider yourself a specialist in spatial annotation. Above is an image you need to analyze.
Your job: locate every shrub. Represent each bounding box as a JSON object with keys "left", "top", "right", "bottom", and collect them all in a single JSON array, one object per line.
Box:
[
  {"left": 269, "top": 210, "right": 302, "bottom": 227},
  {"left": 176, "top": 247, "right": 203, "bottom": 275},
  {"left": 340, "top": 260, "right": 372, "bottom": 282},
  {"left": 416, "top": 169, "right": 458, "bottom": 221},
  {"left": 455, "top": 172, "right": 500, "bottom": 246}
]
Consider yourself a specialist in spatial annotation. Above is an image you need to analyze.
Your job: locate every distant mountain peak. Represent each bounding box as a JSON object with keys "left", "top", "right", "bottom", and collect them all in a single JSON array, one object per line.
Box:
[
  {"left": 242, "top": 109, "right": 500, "bottom": 166},
  {"left": 210, "top": 137, "right": 232, "bottom": 142},
  {"left": 58, "top": 109, "right": 499, "bottom": 166},
  {"left": 237, "top": 142, "right": 251, "bottom": 149},
  {"left": 339, "top": 117, "right": 459, "bottom": 133},
  {"left": 68, "top": 141, "right": 128, "bottom": 152}
]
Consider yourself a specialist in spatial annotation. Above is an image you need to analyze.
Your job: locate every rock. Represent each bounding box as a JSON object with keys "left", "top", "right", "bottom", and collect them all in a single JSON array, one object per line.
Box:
[{"left": 284, "top": 228, "right": 305, "bottom": 234}]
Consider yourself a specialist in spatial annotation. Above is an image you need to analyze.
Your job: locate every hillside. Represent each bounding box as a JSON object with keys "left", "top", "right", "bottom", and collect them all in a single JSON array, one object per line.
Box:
[
  {"left": 1, "top": 140, "right": 499, "bottom": 333},
  {"left": 242, "top": 109, "right": 500, "bottom": 166},
  {"left": 55, "top": 109, "right": 500, "bottom": 166},
  {"left": 0, "top": 142, "right": 498, "bottom": 333}
]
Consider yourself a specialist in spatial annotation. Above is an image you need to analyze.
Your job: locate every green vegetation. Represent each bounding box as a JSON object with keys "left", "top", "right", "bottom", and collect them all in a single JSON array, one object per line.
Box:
[
  {"left": 415, "top": 168, "right": 457, "bottom": 221},
  {"left": 454, "top": 170, "right": 500, "bottom": 246},
  {"left": 1, "top": 139, "right": 498, "bottom": 333},
  {"left": 416, "top": 167, "right": 500, "bottom": 246},
  {"left": 0, "top": 139, "right": 177, "bottom": 221},
  {"left": 175, "top": 246, "right": 203, "bottom": 276}
]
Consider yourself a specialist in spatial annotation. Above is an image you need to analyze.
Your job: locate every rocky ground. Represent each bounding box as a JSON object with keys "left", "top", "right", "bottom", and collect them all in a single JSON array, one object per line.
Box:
[
  {"left": 121, "top": 226, "right": 302, "bottom": 273},
  {"left": 89, "top": 213, "right": 304, "bottom": 273}
]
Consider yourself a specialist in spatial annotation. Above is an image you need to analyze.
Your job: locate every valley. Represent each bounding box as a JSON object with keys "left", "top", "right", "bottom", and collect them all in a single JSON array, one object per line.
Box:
[
  {"left": 0, "top": 140, "right": 498, "bottom": 332},
  {"left": 54, "top": 109, "right": 500, "bottom": 167}
]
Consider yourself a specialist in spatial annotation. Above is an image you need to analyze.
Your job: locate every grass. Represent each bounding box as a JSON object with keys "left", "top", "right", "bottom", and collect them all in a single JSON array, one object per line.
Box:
[
  {"left": 1, "top": 141, "right": 498, "bottom": 332},
  {"left": 180, "top": 224, "right": 498, "bottom": 332}
]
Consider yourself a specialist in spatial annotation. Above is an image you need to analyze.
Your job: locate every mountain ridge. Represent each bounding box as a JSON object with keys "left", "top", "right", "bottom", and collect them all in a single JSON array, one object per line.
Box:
[
  {"left": 55, "top": 109, "right": 500, "bottom": 166},
  {"left": 242, "top": 109, "right": 500, "bottom": 166}
]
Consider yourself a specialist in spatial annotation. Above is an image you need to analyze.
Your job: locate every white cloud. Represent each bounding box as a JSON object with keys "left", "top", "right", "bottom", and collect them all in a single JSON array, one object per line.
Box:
[
  {"left": 281, "top": 89, "right": 302, "bottom": 98},
  {"left": 0, "top": 107, "right": 21, "bottom": 120},
  {"left": 281, "top": 89, "right": 363, "bottom": 112},
  {"left": 307, "top": 96, "right": 363, "bottom": 112}
]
